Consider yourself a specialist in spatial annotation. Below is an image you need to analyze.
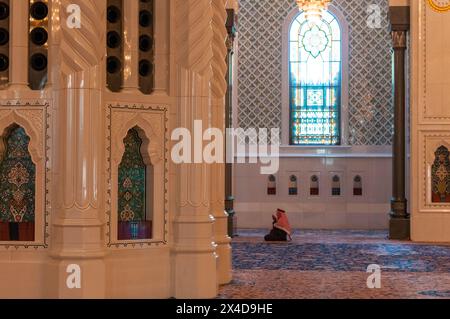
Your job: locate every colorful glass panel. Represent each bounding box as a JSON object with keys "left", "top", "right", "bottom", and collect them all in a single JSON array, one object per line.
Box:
[{"left": 289, "top": 10, "right": 341, "bottom": 145}]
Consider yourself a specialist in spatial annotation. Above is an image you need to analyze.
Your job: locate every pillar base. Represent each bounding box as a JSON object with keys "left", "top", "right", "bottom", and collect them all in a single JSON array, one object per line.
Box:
[
  {"left": 226, "top": 196, "right": 237, "bottom": 238},
  {"left": 389, "top": 217, "right": 410, "bottom": 240}
]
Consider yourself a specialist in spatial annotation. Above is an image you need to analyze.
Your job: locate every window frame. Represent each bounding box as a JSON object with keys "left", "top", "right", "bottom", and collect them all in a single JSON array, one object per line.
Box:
[{"left": 281, "top": 5, "right": 349, "bottom": 147}]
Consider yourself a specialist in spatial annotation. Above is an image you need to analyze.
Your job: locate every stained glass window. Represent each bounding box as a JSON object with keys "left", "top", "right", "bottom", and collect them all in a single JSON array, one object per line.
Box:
[
  {"left": 118, "top": 127, "right": 152, "bottom": 240},
  {"left": 0, "top": 125, "right": 36, "bottom": 242},
  {"left": 289, "top": 10, "right": 342, "bottom": 145}
]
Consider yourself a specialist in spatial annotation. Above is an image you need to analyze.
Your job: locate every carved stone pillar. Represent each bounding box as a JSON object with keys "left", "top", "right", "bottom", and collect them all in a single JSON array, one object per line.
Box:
[
  {"left": 389, "top": 6, "right": 410, "bottom": 240},
  {"left": 48, "top": 0, "right": 107, "bottom": 298},
  {"left": 211, "top": 0, "right": 232, "bottom": 286},
  {"left": 172, "top": 0, "right": 218, "bottom": 298}
]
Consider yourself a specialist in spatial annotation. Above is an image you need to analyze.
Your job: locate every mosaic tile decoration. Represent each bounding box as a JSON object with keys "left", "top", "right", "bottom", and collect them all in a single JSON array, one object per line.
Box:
[
  {"left": 0, "top": 126, "right": 36, "bottom": 223},
  {"left": 118, "top": 127, "right": 147, "bottom": 222},
  {"left": 238, "top": 0, "right": 393, "bottom": 145}
]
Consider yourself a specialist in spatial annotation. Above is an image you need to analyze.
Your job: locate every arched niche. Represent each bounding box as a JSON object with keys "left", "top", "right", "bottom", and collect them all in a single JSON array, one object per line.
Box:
[
  {"left": 431, "top": 145, "right": 450, "bottom": 203},
  {"left": 289, "top": 175, "right": 298, "bottom": 196},
  {"left": 267, "top": 174, "right": 276, "bottom": 195},
  {"left": 110, "top": 113, "right": 165, "bottom": 244},
  {"left": 117, "top": 127, "right": 153, "bottom": 240},
  {"left": 0, "top": 117, "right": 45, "bottom": 244},
  {"left": 331, "top": 175, "right": 341, "bottom": 196},
  {"left": 310, "top": 175, "right": 319, "bottom": 196},
  {"left": 353, "top": 175, "right": 363, "bottom": 196}
]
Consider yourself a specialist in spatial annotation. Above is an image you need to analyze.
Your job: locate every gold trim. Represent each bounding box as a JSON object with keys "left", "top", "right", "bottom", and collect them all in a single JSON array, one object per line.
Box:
[{"left": 428, "top": 0, "right": 450, "bottom": 12}]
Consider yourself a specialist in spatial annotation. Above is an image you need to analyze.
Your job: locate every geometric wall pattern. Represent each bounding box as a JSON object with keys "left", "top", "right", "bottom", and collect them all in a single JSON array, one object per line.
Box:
[{"left": 238, "top": 0, "right": 393, "bottom": 145}]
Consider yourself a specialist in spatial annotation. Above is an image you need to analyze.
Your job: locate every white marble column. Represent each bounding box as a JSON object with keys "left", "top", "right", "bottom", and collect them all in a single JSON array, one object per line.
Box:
[
  {"left": 211, "top": 0, "right": 232, "bottom": 286},
  {"left": 172, "top": 0, "right": 218, "bottom": 299},
  {"left": 48, "top": 0, "right": 107, "bottom": 298}
]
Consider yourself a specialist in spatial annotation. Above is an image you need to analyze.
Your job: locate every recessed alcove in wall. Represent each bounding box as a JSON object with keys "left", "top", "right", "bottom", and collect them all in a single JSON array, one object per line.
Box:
[
  {"left": 431, "top": 145, "right": 450, "bottom": 203},
  {"left": 117, "top": 126, "right": 154, "bottom": 240},
  {"left": 0, "top": 124, "right": 35, "bottom": 241},
  {"left": 267, "top": 174, "right": 276, "bottom": 195},
  {"left": 422, "top": 136, "right": 450, "bottom": 211},
  {"left": 288, "top": 175, "right": 298, "bottom": 195},
  {"left": 331, "top": 175, "right": 341, "bottom": 196},
  {"left": 353, "top": 175, "right": 363, "bottom": 196},
  {"left": 107, "top": 104, "right": 167, "bottom": 247},
  {"left": 310, "top": 174, "right": 319, "bottom": 196},
  {"left": 0, "top": 103, "right": 49, "bottom": 249}
]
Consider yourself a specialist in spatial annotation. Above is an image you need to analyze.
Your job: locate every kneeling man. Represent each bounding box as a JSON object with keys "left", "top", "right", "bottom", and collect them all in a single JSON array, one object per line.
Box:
[{"left": 264, "top": 208, "right": 292, "bottom": 242}]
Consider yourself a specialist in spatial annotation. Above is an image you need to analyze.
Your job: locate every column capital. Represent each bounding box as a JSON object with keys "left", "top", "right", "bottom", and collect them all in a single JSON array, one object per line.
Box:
[
  {"left": 392, "top": 30, "right": 407, "bottom": 50},
  {"left": 226, "top": 9, "right": 237, "bottom": 51}
]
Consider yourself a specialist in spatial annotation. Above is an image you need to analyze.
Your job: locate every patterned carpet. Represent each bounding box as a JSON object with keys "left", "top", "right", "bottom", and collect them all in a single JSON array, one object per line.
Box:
[{"left": 218, "top": 229, "right": 450, "bottom": 299}]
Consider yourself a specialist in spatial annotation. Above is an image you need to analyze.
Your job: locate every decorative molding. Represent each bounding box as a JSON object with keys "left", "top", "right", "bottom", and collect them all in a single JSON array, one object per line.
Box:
[
  {"left": 420, "top": 0, "right": 450, "bottom": 121},
  {"left": 392, "top": 30, "right": 407, "bottom": 49},
  {"left": 0, "top": 101, "right": 51, "bottom": 250},
  {"left": 106, "top": 103, "right": 168, "bottom": 248},
  {"left": 211, "top": 0, "right": 228, "bottom": 99},
  {"left": 58, "top": 0, "right": 106, "bottom": 87},
  {"left": 174, "top": 0, "right": 213, "bottom": 76}
]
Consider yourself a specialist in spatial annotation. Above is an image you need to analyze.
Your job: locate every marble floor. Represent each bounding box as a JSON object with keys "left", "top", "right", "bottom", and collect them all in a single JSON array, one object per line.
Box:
[{"left": 218, "top": 230, "right": 450, "bottom": 299}]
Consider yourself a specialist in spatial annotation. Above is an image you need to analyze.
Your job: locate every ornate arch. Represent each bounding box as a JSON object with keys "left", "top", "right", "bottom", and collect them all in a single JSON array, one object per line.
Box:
[
  {"left": 113, "top": 115, "right": 163, "bottom": 166},
  {"left": 0, "top": 102, "right": 49, "bottom": 248},
  {"left": 0, "top": 110, "right": 43, "bottom": 163}
]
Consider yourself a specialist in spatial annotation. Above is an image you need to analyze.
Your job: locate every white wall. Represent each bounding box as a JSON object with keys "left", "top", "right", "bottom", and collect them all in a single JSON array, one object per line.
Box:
[
  {"left": 234, "top": 148, "right": 392, "bottom": 230},
  {"left": 411, "top": 0, "right": 450, "bottom": 243}
]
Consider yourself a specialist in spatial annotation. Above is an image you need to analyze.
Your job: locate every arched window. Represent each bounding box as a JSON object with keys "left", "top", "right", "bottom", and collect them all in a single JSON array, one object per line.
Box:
[
  {"left": 289, "top": 175, "right": 298, "bottom": 195},
  {"left": 353, "top": 175, "right": 363, "bottom": 196},
  {"left": 118, "top": 127, "right": 153, "bottom": 240},
  {"left": 289, "top": 10, "right": 342, "bottom": 145},
  {"left": 267, "top": 175, "right": 276, "bottom": 195},
  {"left": 0, "top": 125, "right": 36, "bottom": 242},
  {"left": 310, "top": 175, "right": 319, "bottom": 196},
  {"left": 331, "top": 175, "right": 341, "bottom": 196}
]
